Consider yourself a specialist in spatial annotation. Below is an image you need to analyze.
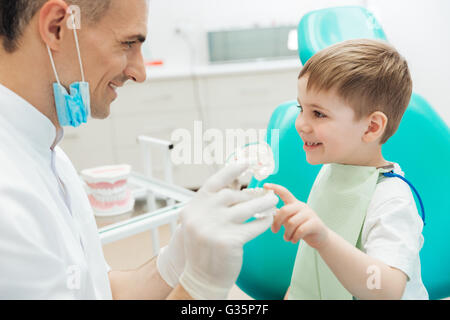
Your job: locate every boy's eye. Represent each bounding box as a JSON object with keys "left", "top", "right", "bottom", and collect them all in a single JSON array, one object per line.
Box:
[
  {"left": 297, "top": 104, "right": 326, "bottom": 118},
  {"left": 314, "top": 110, "right": 326, "bottom": 118}
]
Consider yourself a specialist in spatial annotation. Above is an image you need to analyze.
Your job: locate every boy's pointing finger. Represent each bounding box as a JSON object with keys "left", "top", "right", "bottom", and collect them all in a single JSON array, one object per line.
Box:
[{"left": 264, "top": 183, "right": 297, "bottom": 205}]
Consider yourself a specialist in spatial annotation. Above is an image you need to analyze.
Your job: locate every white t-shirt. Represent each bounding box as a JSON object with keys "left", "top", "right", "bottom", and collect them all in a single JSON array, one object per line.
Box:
[
  {"left": 360, "top": 162, "right": 428, "bottom": 299},
  {"left": 0, "top": 84, "right": 112, "bottom": 299}
]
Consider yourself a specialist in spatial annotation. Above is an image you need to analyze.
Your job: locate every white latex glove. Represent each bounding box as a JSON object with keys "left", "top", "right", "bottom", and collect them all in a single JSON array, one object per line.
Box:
[
  {"left": 179, "top": 163, "right": 278, "bottom": 300},
  {"left": 156, "top": 225, "right": 185, "bottom": 288},
  {"left": 156, "top": 167, "right": 275, "bottom": 289}
]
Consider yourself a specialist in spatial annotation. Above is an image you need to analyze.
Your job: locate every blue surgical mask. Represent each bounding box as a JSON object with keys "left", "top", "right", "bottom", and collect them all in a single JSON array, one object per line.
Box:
[{"left": 47, "top": 14, "right": 90, "bottom": 127}]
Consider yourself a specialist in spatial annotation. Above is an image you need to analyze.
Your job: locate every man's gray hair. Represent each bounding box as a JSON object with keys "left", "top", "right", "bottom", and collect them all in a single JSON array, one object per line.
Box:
[{"left": 0, "top": 0, "right": 111, "bottom": 52}]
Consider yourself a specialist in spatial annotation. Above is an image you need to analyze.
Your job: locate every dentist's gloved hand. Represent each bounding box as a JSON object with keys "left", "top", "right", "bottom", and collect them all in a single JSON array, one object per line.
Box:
[
  {"left": 179, "top": 163, "right": 278, "bottom": 300},
  {"left": 156, "top": 164, "right": 276, "bottom": 289},
  {"left": 156, "top": 225, "right": 185, "bottom": 288}
]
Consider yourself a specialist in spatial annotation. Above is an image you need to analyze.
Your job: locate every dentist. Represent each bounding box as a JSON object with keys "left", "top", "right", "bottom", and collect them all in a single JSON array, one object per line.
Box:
[{"left": 0, "top": 0, "right": 277, "bottom": 299}]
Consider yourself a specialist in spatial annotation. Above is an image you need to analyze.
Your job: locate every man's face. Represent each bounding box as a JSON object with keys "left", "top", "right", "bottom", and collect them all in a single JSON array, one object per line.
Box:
[
  {"left": 77, "top": 0, "right": 148, "bottom": 119},
  {"left": 295, "top": 76, "right": 369, "bottom": 165}
]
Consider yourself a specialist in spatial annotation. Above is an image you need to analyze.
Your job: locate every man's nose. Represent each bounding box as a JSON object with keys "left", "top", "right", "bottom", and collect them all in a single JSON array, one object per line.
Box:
[{"left": 124, "top": 50, "right": 147, "bottom": 83}]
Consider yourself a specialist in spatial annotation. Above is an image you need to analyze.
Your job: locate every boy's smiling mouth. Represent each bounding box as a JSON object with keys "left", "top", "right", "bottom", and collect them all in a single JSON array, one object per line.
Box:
[
  {"left": 303, "top": 140, "right": 323, "bottom": 151},
  {"left": 305, "top": 141, "right": 322, "bottom": 146}
]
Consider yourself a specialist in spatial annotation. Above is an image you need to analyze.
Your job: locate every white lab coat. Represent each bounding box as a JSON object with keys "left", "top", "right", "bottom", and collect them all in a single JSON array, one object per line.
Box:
[{"left": 0, "top": 84, "right": 112, "bottom": 299}]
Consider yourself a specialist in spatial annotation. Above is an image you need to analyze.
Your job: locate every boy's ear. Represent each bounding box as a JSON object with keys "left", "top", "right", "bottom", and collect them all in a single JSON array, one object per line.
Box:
[{"left": 362, "top": 111, "right": 388, "bottom": 143}]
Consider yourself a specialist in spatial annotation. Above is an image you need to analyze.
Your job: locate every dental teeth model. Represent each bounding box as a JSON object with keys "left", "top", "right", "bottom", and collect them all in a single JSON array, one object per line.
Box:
[
  {"left": 81, "top": 164, "right": 135, "bottom": 217},
  {"left": 226, "top": 141, "right": 276, "bottom": 188},
  {"left": 226, "top": 142, "right": 277, "bottom": 219}
]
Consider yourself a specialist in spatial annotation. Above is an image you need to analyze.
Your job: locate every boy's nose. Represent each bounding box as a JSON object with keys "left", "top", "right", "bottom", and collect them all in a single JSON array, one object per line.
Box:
[{"left": 295, "top": 115, "right": 312, "bottom": 134}]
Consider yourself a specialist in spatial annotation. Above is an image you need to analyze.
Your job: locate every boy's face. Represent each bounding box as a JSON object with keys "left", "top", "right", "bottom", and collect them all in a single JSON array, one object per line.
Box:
[{"left": 295, "top": 76, "right": 369, "bottom": 165}]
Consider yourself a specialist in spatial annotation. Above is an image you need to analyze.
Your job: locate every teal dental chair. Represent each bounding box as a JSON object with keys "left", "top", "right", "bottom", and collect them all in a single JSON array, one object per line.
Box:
[{"left": 236, "top": 6, "right": 450, "bottom": 300}]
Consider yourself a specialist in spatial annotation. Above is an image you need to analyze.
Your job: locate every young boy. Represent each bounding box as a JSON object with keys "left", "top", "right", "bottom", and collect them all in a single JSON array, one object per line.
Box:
[{"left": 264, "top": 39, "right": 428, "bottom": 300}]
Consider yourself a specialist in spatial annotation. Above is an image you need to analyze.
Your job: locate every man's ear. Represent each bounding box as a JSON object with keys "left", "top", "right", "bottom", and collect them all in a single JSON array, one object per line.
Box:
[
  {"left": 362, "top": 111, "right": 388, "bottom": 143},
  {"left": 39, "top": 0, "right": 70, "bottom": 51}
]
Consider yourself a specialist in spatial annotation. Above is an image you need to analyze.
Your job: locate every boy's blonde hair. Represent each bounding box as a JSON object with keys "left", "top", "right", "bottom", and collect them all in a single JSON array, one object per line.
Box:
[{"left": 299, "top": 39, "right": 412, "bottom": 144}]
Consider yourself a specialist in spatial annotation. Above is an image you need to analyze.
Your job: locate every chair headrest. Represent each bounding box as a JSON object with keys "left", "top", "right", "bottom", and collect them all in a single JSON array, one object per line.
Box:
[{"left": 298, "top": 6, "right": 387, "bottom": 65}]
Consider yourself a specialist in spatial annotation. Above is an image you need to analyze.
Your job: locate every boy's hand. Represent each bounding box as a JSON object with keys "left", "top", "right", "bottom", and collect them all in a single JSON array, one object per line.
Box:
[{"left": 264, "top": 183, "right": 330, "bottom": 250}]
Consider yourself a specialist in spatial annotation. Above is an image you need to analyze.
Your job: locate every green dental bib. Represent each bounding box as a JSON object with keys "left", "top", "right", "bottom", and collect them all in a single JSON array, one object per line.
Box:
[{"left": 288, "top": 163, "right": 393, "bottom": 300}]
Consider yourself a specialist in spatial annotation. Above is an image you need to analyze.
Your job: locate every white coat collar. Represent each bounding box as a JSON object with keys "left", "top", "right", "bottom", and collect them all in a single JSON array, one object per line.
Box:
[{"left": 0, "top": 83, "right": 64, "bottom": 152}]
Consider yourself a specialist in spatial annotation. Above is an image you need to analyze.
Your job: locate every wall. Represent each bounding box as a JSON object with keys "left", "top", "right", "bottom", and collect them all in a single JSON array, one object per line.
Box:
[
  {"left": 146, "top": 0, "right": 364, "bottom": 69},
  {"left": 146, "top": 0, "right": 450, "bottom": 124},
  {"left": 367, "top": 0, "right": 450, "bottom": 124}
]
